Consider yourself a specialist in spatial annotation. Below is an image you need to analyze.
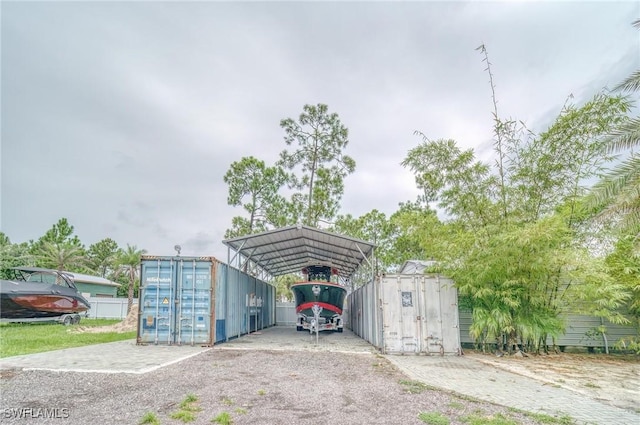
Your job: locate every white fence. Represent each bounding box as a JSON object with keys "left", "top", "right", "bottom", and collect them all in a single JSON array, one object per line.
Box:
[
  {"left": 87, "top": 297, "right": 137, "bottom": 319},
  {"left": 276, "top": 302, "right": 297, "bottom": 326},
  {"left": 88, "top": 297, "right": 290, "bottom": 323}
]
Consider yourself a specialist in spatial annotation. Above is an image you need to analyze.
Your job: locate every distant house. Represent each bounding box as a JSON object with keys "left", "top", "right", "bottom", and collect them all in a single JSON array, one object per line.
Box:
[{"left": 67, "top": 271, "right": 121, "bottom": 298}]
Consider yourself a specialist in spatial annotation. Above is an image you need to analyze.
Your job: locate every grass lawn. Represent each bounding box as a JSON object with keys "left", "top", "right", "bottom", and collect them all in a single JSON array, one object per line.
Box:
[{"left": 0, "top": 319, "right": 136, "bottom": 358}]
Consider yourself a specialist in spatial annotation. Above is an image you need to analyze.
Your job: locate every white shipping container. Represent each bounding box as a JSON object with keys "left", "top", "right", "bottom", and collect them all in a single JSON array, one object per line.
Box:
[{"left": 349, "top": 274, "right": 461, "bottom": 355}]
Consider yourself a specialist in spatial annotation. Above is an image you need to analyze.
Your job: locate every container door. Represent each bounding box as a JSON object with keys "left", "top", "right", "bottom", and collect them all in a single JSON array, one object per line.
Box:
[
  {"left": 138, "top": 259, "right": 176, "bottom": 345},
  {"left": 438, "top": 277, "right": 461, "bottom": 354},
  {"left": 175, "top": 259, "right": 213, "bottom": 346},
  {"left": 381, "top": 276, "right": 420, "bottom": 354},
  {"left": 421, "top": 275, "right": 444, "bottom": 354},
  {"left": 401, "top": 276, "right": 420, "bottom": 354},
  {"left": 419, "top": 276, "right": 461, "bottom": 355},
  {"left": 380, "top": 278, "right": 398, "bottom": 353}
]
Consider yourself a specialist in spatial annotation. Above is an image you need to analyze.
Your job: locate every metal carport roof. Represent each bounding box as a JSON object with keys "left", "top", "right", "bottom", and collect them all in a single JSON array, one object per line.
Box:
[{"left": 222, "top": 225, "right": 376, "bottom": 279}]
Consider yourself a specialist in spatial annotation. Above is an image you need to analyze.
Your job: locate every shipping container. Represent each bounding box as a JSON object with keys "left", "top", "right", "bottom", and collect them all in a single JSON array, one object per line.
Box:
[
  {"left": 219, "top": 264, "right": 276, "bottom": 343},
  {"left": 348, "top": 274, "right": 461, "bottom": 355},
  {"left": 137, "top": 256, "right": 276, "bottom": 346},
  {"left": 346, "top": 278, "right": 381, "bottom": 347}
]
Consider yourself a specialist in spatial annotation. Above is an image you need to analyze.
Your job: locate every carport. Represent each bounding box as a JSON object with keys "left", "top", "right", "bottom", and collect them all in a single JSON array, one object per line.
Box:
[{"left": 222, "top": 225, "right": 377, "bottom": 286}]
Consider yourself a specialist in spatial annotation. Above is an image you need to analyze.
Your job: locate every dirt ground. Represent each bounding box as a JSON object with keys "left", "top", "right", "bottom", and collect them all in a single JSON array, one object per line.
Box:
[
  {"left": 68, "top": 316, "right": 640, "bottom": 417},
  {"left": 72, "top": 308, "right": 138, "bottom": 333},
  {"left": 0, "top": 348, "right": 585, "bottom": 425},
  {"left": 465, "top": 351, "right": 640, "bottom": 413}
]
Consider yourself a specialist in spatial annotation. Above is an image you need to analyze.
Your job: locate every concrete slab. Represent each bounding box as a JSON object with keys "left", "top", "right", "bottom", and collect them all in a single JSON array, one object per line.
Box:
[
  {"left": 0, "top": 339, "right": 210, "bottom": 374},
  {"left": 386, "top": 354, "right": 640, "bottom": 425},
  {"left": 217, "top": 326, "right": 375, "bottom": 354}
]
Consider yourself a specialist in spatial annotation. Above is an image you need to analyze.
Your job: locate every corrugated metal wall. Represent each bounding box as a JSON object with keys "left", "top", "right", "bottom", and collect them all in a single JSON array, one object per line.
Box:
[
  {"left": 553, "top": 315, "right": 638, "bottom": 349},
  {"left": 458, "top": 310, "right": 638, "bottom": 349},
  {"left": 137, "top": 257, "right": 275, "bottom": 346},
  {"left": 458, "top": 310, "right": 474, "bottom": 345},
  {"left": 219, "top": 264, "right": 275, "bottom": 343},
  {"left": 348, "top": 274, "right": 461, "bottom": 355},
  {"left": 353, "top": 299, "right": 639, "bottom": 351}
]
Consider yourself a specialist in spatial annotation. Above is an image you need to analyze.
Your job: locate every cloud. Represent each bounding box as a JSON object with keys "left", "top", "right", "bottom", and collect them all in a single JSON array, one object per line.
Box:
[{"left": 1, "top": 1, "right": 637, "bottom": 260}]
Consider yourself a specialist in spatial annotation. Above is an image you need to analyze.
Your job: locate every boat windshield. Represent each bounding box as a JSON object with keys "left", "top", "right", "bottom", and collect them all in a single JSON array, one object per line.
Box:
[
  {"left": 304, "top": 265, "right": 334, "bottom": 282},
  {"left": 24, "top": 271, "right": 73, "bottom": 288}
]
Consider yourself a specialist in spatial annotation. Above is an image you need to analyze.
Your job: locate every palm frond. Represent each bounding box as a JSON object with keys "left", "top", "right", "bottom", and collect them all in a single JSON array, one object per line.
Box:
[
  {"left": 605, "top": 116, "right": 640, "bottom": 152},
  {"left": 613, "top": 69, "right": 640, "bottom": 93},
  {"left": 591, "top": 155, "right": 640, "bottom": 231},
  {"left": 599, "top": 203, "right": 640, "bottom": 233},
  {"left": 590, "top": 155, "right": 640, "bottom": 203}
]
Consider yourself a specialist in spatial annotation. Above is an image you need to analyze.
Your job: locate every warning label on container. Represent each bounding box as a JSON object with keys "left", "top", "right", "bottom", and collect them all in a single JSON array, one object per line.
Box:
[{"left": 162, "top": 297, "right": 169, "bottom": 304}]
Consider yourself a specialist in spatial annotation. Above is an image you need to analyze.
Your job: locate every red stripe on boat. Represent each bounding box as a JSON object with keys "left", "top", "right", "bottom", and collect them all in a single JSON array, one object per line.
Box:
[
  {"left": 11, "top": 295, "right": 88, "bottom": 313},
  {"left": 290, "top": 281, "right": 345, "bottom": 289},
  {"left": 296, "top": 302, "right": 342, "bottom": 315}
]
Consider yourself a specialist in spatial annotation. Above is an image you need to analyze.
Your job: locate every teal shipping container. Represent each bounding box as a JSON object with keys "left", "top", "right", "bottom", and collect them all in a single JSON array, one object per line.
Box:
[
  {"left": 138, "top": 256, "right": 217, "bottom": 345},
  {"left": 137, "top": 256, "right": 276, "bottom": 346},
  {"left": 220, "top": 264, "right": 276, "bottom": 343}
]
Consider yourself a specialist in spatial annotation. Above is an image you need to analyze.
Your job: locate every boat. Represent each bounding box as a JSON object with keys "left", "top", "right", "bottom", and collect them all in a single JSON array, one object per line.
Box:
[
  {"left": 0, "top": 267, "right": 91, "bottom": 324},
  {"left": 291, "top": 265, "right": 347, "bottom": 333}
]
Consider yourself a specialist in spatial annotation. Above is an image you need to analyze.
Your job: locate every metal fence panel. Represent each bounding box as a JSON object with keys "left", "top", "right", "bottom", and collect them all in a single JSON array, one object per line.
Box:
[
  {"left": 458, "top": 310, "right": 474, "bottom": 344},
  {"left": 86, "top": 297, "right": 136, "bottom": 319},
  {"left": 459, "top": 310, "right": 638, "bottom": 350},
  {"left": 276, "top": 302, "right": 297, "bottom": 326}
]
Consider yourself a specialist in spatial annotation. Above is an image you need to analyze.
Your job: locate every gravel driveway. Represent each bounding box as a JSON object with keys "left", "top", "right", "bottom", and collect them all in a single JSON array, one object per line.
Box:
[{"left": 1, "top": 331, "right": 568, "bottom": 425}]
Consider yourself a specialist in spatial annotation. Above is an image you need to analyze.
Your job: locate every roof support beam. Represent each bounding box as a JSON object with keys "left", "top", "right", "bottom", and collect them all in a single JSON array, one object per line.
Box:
[
  {"left": 240, "top": 247, "right": 258, "bottom": 272},
  {"left": 222, "top": 225, "right": 376, "bottom": 280},
  {"left": 227, "top": 239, "right": 247, "bottom": 269}
]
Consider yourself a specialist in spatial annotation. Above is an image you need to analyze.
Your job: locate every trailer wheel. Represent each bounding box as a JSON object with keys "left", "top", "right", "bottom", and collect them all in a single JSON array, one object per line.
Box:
[
  {"left": 71, "top": 315, "right": 81, "bottom": 325},
  {"left": 296, "top": 326, "right": 303, "bottom": 331},
  {"left": 62, "top": 315, "right": 72, "bottom": 326}
]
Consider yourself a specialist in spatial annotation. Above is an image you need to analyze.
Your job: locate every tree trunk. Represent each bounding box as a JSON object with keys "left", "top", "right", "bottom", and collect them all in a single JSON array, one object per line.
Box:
[{"left": 127, "top": 272, "right": 134, "bottom": 314}]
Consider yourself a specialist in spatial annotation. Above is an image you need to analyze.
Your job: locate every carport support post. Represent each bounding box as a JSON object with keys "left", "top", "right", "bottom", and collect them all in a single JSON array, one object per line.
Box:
[
  {"left": 226, "top": 245, "right": 230, "bottom": 342},
  {"left": 312, "top": 303, "right": 322, "bottom": 345},
  {"left": 237, "top": 265, "right": 241, "bottom": 339},
  {"left": 374, "top": 275, "right": 383, "bottom": 352}
]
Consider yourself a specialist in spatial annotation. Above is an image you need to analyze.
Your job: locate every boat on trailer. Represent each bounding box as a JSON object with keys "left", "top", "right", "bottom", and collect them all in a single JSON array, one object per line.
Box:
[
  {"left": 291, "top": 265, "right": 347, "bottom": 333},
  {"left": 0, "top": 267, "right": 91, "bottom": 325}
]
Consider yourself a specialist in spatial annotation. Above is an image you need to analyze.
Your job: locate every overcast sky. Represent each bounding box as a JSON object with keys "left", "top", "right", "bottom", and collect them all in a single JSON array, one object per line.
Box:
[{"left": 1, "top": 1, "right": 638, "bottom": 260}]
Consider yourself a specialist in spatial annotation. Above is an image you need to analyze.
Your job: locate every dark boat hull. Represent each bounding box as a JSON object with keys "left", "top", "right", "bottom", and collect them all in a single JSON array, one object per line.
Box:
[
  {"left": 0, "top": 279, "right": 90, "bottom": 320},
  {"left": 291, "top": 281, "right": 347, "bottom": 332}
]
